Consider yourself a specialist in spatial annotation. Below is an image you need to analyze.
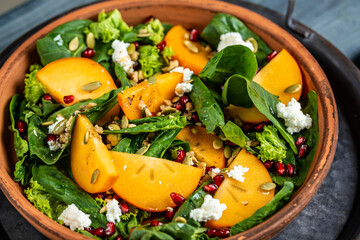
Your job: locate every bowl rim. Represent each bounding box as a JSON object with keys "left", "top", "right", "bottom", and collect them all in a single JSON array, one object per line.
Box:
[{"left": 0, "top": 0, "right": 338, "bottom": 239}]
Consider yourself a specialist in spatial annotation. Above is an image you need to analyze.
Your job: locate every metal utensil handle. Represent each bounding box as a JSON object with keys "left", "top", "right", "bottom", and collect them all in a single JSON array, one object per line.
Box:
[{"left": 286, "top": 0, "right": 311, "bottom": 38}]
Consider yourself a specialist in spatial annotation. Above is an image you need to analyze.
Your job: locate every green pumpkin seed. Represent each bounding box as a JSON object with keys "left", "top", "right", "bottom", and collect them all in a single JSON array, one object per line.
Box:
[
  {"left": 136, "top": 145, "right": 150, "bottom": 155},
  {"left": 231, "top": 147, "right": 241, "bottom": 158},
  {"left": 91, "top": 169, "right": 100, "bottom": 184},
  {"left": 130, "top": 80, "right": 138, "bottom": 86},
  {"left": 86, "top": 32, "right": 95, "bottom": 49},
  {"left": 172, "top": 96, "right": 180, "bottom": 103},
  {"left": 174, "top": 216, "right": 187, "bottom": 223},
  {"left": 218, "top": 132, "right": 228, "bottom": 141},
  {"left": 108, "top": 124, "right": 120, "bottom": 131},
  {"left": 121, "top": 115, "right": 129, "bottom": 129},
  {"left": 42, "top": 121, "right": 54, "bottom": 126},
  {"left": 84, "top": 131, "right": 90, "bottom": 144},
  {"left": 68, "top": 37, "right": 79, "bottom": 51},
  {"left": 161, "top": 107, "right": 177, "bottom": 115},
  {"left": 224, "top": 145, "right": 232, "bottom": 159},
  {"left": 260, "top": 182, "right": 276, "bottom": 191},
  {"left": 81, "top": 81, "right": 102, "bottom": 92},
  {"left": 184, "top": 40, "right": 199, "bottom": 53},
  {"left": 52, "top": 119, "right": 67, "bottom": 134},
  {"left": 212, "top": 139, "right": 223, "bottom": 150},
  {"left": 148, "top": 76, "right": 157, "bottom": 84},
  {"left": 127, "top": 43, "right": 136, "bottom": 55},
  {"left": 247, "top": 140, "right": 260, "bottom": 147},
  {"left": 245, "top": 37, "right": 258, "bottom": 53},
  {"left": 284, "top": 83, "right": 302, "bottom": 94}
]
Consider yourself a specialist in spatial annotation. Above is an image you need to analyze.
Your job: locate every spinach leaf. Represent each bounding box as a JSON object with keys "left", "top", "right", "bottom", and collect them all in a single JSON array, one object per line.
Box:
[
  {"left": 221, "top": 121, "right": 248, "bottom": 147},
  {"left": 200, "top": 13, "right": 272, "bottom": 68},
  {"left": 199, "top": 45, "right": 257, "bottom": 86},
  {"left": 247, "top": 81, "right": 297, "bottom": 153},
  {"left": 222, "top": 74, "right": 252, "bottom": 107},
  {"left": 92, "top": 41, "right": 112, "bottom": 64},
  {"left": 129, "top": 114, "right": 181, "bottom": 125},
  {"left": 13, "top": 156, "right": 35, "bottom": 186},
  {"left": 77, "top": 230, "right": 101, "bottom": 240},
  {"left": 230, "top": 181, "right": 294, "bottom": 235},
  {"left": 114, "top": 62, "right": 131, "bottom": 87},
  {"left": 112, "top": 137, "right": 132, "bottom": 153},
  {"left": 32, "top": 165, "right": 107, "bottom": 228},
  {"left": 144, "top": 129, "right": 182, "bottom": 158},
  {"left": 129, "top": 133, "right": 148, "bottom": 154},
  {"left": 37, "top": 20, "right": 92, "bottom": 66},
  {"left": 168, "top": 139, "right": 191, "bottom": 153},
  {"left": 190, "top": 75, "right": 225, "bottom": 133},
  {"left": 41, "top": 98, "right": 61, "bottom": 117},
  {"left": 162, "top": 23, "right": 173, "bottom": 35}
]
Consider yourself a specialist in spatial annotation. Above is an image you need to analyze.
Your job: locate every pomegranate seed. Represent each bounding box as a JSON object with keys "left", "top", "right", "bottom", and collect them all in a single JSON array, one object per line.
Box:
[
  {"left": 298, "top": 144, "right": 309, "bottom": 158},
  {"left": 170, "top": 192, "right": 185, "bottom": 206},
  {"left": 43, "top": 94, "right": 52, "bottom": 101},
  {"left": 241, "top": 123, "right": 255, "bottom": 133},
  {"left": 255, "top": 122, "right": 266, "bottom": 132},
  {"left": 46, "top": 134, "right": 58, "bottom": 142},
  {"left": 91, "top": 227, "right": 105, "bottom": 238},
  {"left": 144, "top": 16, "right": 154, "bottom": 23},
  {"left": 191, "top": 114, "right": 200, "bottom": 122},
  {"left": 165, "top": 209, "right": 175, "bottom": 220},
  {"left": 120, "top": 202, "right": 129, "bottom": 214},
  {"left": 150, "top": 220, "right": 163, "bottom": 227},
  {"left": 296, "top": 136, "right": 307, "bottom": 148},
  {"left": 179, "top": 95, "right": 190, "bottom": 106},
  {"left": 216, "top": 228, "right": 230, "bottom": 238},
  {"left": 84, "top": 227, "right": 92, "bottom": 232},
  {"left": 82, "top": 48, "right": 95, "bottom": 58},
  {"left": 175, "top": 149, "right": 186, "bottom": 163},
  {"left": 115, "top": 236, "right": 124, "bottom": 240},
  {"left": 266, "top": 50, "right": 278, "bottom": 62},
  {"left": 16, "top": 120, "right": 26, "bottom": 134},
  {"left": 226, "top": 141, "right": 237, "bottom": 146},
  {"left": 275, "top": 162, "right": 285, "bottom": 176},
  {"left": 203, "top": 183, "right": 218, "bottom": 194},
  {"left": 113, "top": 194, "right": 121, "bottom": 201},
  {"left": 105, "top": 222, "right": 116, "bottom": 237},
  {"left": 213, "top": 175, "right": 224, "bottom": 187},
  {"left": 263, "top": 160, "right": 274, "bottom": 171},
  {"left": 133, "top": 42, "right": 139, "bottom": 49},
  {"left": 206, "top": 166, "right": 215, "bottom": 173},
  {"left": 93, "top": 193, "right": 105, "bottom": 199},
  {"left": 205, "top": 228, "right": 217, "bottom": 237},
  {"left": 174, "top": 102, "right": 183, "bottom": 111},
  {"left": 286, "top": 164, "right": 295, "bottom": 177},
  {"left": 63, "top": 95, "right": 74, "bottom": 104},
  {"left": 189, "top": 28, "right": 200, "bottom": 41},
  {"left": 156, "top": 40, "right": 166, "bottom": 51},
  {"left": 151, "top": 112, "right": 157, "bottom": 116}
]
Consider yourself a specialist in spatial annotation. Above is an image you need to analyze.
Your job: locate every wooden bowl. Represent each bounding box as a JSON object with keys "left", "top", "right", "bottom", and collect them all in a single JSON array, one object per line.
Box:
[{"left": 0, "top": 0, "right": 338, "bottom": 239}]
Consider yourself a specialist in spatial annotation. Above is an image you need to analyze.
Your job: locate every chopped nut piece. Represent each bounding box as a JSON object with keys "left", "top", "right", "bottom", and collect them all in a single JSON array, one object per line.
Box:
[
  {"left": 130, "top": 71, "right": 139, "bottom": 82},
  {"left": 161, "top": 60, "right": 179, "bottom": 72},
  {"left": 185, "top": 102, "right": 193, "bottom": 111},
  {"left": 128, "top": 123, "right": 137, "bottom": 128},
  {"left": 174, "top": 216, "right": 187, "bottom": 223},
  {"left": 198, "top": 162, "right": 207, "bottom": 176},
  {"left": 94, "top": 125, "right": 103, "bottom": 134},
  {"left": 163, "top": 99, "right": 173, "bottom": 106},
  {"left": 130, "top": 51, "right": 139, "bottom": 61},
  {"left": 138, "top": 70, "right": 145, "bottom": 80}
]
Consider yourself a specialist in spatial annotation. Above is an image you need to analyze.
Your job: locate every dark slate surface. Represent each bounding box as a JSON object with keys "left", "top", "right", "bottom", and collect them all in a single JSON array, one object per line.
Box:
[{"left": 0, "top": 1, "right": 359, "bottom": 240}]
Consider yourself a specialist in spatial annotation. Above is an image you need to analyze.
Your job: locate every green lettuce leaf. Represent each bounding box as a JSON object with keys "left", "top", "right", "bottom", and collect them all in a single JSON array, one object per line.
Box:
[
  {"left": 256, "top": 125, "right": 287, "bottom": 162},
  {"left": 161, "top": 46, "right": 175, "bottom": 64},
  {"left": 135, "top": 18, "right": 165, "bottom": 45},
  {"left": 138, "top": 45, "right": 163, "bottom": 78},
  {"left": 24, "top": 64, "right": 46, "bottom": 105}
]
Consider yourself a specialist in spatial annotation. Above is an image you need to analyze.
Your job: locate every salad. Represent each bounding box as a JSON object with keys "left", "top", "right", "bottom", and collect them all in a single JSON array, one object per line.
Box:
[{"left": 9, "top": 9, "right": 319, "bottom": 240}]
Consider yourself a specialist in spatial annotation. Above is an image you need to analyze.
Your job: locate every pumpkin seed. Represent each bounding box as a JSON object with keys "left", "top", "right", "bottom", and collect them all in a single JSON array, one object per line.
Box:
[
  {"left": 91, "top": 169, "right": 100, "bottom": 184},
  {"left": 42, "top": 121, "right": 54, "bottom": 126},
  {"left": 174, "top": 216, "right": 187, "bottom": 223},
  {"left": 84, "top": 131, "right": 90, "bottom": 144},
  {"left": 108, "top": 124, "right": 120, "bottom": 131},
  {"left": 99, "top": 205, "right": 107, "bottom": 213},
  {"left": 212, "top": 139, "right": 223, "bottom": 150},
  {"left": 247, "top": 140, "right": 259, "bottom": 147},
  {"left": 226, "top": 157, "right": 234, "bottom": 167},
  {"left": 128, "top": 123, "right": 137, "bottom": 128},
  {"left": 121, "top": 115, "right": 129, "bottom": 129},
  {"left": 148, "top": 76, "right": 157, "bottom": 84},
  {"left": 231, "top": 147, "right": 241, "bottom": 158},
  {"left": 184, "top": 40, "right": 199, "bottom": 53},
  {"left": 260, "top": 182, "right": 276, "bottom": 191},
  {"left": 130, "top": 80, "right": 138, "bottom": 86},
  {"left": 245, "top": 37, "right": 258, "bottom": 53},
  {"left": 144, "top": 108, "right": 152, "bottom": 117},
  {"left": 127, "top": 43, "right": 136, "bottom": 55},
  {"left": 183, "top": 155, "right": 193, "bottom": 165},
  {"left": 161, "top": 107, "right": 177, "bottom": 115},
  {"left": 81, "top": 81, "right": 102, "bottom": 92},
  {"left": 52, "top": 119, "right": 67, "bottom": 135},
  {"left": 224, "top": 145, "right": 232, "bottom": 159},
  {"left": 191, "top": 127, "right": 198, "bottom": 135},
  {"left": 68, "top": 37, "right": 79, "bottom": 51},
  {"left": 218, "top": 132, "right": 228, "bottom": 141},
  {"left": 136, "top": 145, "right": 150, "bottom": 155},
  {"left": 137, "top": 29, "right": 152, "bottom": 37},
  {"left": 86, "top": 32, "right": 95, "bottom": 49},
  {"left": 284, "top": 83, "right": 302, "bottom": 94}
]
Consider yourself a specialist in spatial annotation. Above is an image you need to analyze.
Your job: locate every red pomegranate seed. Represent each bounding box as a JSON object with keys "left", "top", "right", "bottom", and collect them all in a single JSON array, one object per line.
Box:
[
  {"left": 175, "top": 149, "right": 186, "bottom": 163},
  {"left": 43, "top": 94, "right": 52, "bottom": 101},
  {"left": 150, "top": 220, "right": 164, "bottom": 227},
  {"left": 263, "top": 160, "right": 274, "bottom": 171},
  {"left": 189, "top": 28, "right": 200, "bottom": 41},
  {"left": 286, "top": 164, "right": 295, "bottom": 177},
  {"left": 226, "top": 141, "right": 237, "bottom": 146},
  {"left": 84, "top": 227, "right": 92, "bottom": 232},
  {"left": 298, "top": 144, "right": 309, "bottom": 158},
  {"left": 203, "top": 183, "right": 218, "bottom": 194},
  {"left": 105, "top": 222, "right": 116, "bottom": 237},
  {"left": 93, "top": 193, "right": 105, "bottom": 199},
  {"left": 165, "top": 209, "right": 175, "bottom": 220},
  {"left": 170, "top": 192, "right": 185, "bottom": 206},
  {"left": 16, "top": 120, "right": 26, "bottom": 134},
  {"left": 46, "top": 134, "right": 58, "bottom": 142},
  {"left": 63, "top": 95, "right": 75, "bottom": 104},
  {"left": 151, "top": 112, "right": 157, "bottom": 116},
  {"left": 296, "top": 136, "right": 307, "bottom": 148},
  {"left": 133, "top": 42, "right": 139, "bottom": 49},
  {"left": 266, "top": 50, "right": 278, "bottom": 62},
  {"left": 144, "top": 16, "right": 154, "bottom": 23},
  {"left": 206, "top": 228, "right": 217, "bottom": 237},
  {"left": 275, "top": 162, "right": 285, "bottom": 176},
  {"left": 174, "top": 102, "right": 183, "bottom": 111},
  {"left": 255, "top": 122, "right": 266, "bottom": 132},
  {"left": 113, "top": 194, "right": 121, "bottom": 201},
  {"left": 179, "top": 95, "right": 190, "bottom": 106},
  {"left": 91, "top": 227, "right": 105, "bottom": 238},
  {"left": 82, "top": 48, "right": 95, "bottom": 58},
  {"left": 120, "top": 202, "right": 129, "bottom": 214},
  {"left": 213, "top": 175, "right": 224, "bottom": 187},
  {"left": 156, "top": 40, "right": 166, "bottom": 51},
  {"left": 191, "top": 114, "right": 200, "bottom": 122},
  {"left": 216, "top": 228, "right": 230, "bottom": 238},
  {"left": 206, "top": 166, "right": 215, "bottom": 173},
  {"left": 241, "top": 123, "right": 255, "bottom": 133},
  {"left": 115, "top": 236, "right": 124, "bottom": 240}
]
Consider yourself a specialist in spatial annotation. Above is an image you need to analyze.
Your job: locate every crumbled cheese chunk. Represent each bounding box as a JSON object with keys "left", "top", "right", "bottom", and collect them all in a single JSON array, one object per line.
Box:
[
  {"left": 212, "top": 168, "right": 221, "bottom": 174},
  {"left": 170, "top": 67, "right": 193, "bottom": 82},
  {"left": 276, "top": 98, "right": 312, "bottom": 134},
  {"left": 48, "top": 115, "right": 65, "bottom": 134},
  {"left": 47, "top": 140, "right": 62, "bottom": 151},
  {"left": 175, "top": 82, "right": 193, "bottom": 96},
  {"left": 112, "top": 40, "right": 134, "bottom": 74},
  {"left": 227, "top": 165, "right": 249, "bottom": 182},
  {"left": 217, "top": 32, "right": 254, "bottom": 52},
  {"left": 106, "top": 199, "right": 122, "bottom": 223},
  {"left": 58, "top": 204, "right": 91, "bottom": 231},
  {"left": 189, "top": 194, "right": 227, "bottom": 222},
  {"left": 171, "top": 66, "right": 194, "bottom": 96},
  {"left": 53, "top": 34, "right": 63, "bottom": 46}
]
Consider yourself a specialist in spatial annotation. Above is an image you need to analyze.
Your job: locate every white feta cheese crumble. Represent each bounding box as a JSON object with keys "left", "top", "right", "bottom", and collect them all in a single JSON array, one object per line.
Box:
[
  {"left": 47, "top": 140, "right": 62, "bottom": 151},
  {"left": 189, "top": 194, "right": 227, "bottom": 222},
  {"left": 217, "top": 32, "right": 254, "bottom": 52},
  {"left": 106, "top": 199, "right": 122, "bottom": 223},
  {"left": 175, "top": 83, "right": 193, "bottom": 97},
  {"left": 48, "top": 115, "right": 65, "bottom": 134},
  {"left": 276, "top": 98, "right": 312, "bottom": 134},
  {"left": 53, "top": 34, "right": 64, "bottom": 46},
  {"left": 58, "top": 204, "right": 91, "bottom": 231},
  {"left": 171, "top": 67, "right": 194, "bottom": 82},
  {"left": 171, "top": 67, "right": 194, "bottom": 96},
  {"left": 227, "top": 165, "right": 249, "bottom": 182},
  {"left": 111, "top": 40, "right": 134, "bottom": 74},
  {"left": 212, "top": 168, "right": 221, "bottom": 174}
]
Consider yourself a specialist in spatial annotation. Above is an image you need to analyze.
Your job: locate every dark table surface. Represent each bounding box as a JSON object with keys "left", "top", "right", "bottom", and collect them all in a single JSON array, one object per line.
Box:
[{"left": 0, "top": 1, "right": 359, "bottom": 240}]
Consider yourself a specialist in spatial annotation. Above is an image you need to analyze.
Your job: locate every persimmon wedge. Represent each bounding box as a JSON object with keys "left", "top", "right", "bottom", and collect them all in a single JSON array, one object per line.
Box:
[
  {"left": 164, "top": 25, "right": 209, "bottom": 75},
  {"left": 177, "top": 126, "right": 226, "bottom": 169},
  {"left": 224, "top": 49, "right": 302, "bottom": 124},
  {"left": 117, "top": 72, "right": 183, "bottom": 120},
  {"left": 205, "top": 149, "right": 274, "bottom": 228},
  {"left": 71, "top": 115, "right": 118, "bottom": 193},
  {"left": 36, "top": 57, "right": 117, "bottom": 105},
  {"left": 111, "top": 151, "right": 203, "bottom": 212}
]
